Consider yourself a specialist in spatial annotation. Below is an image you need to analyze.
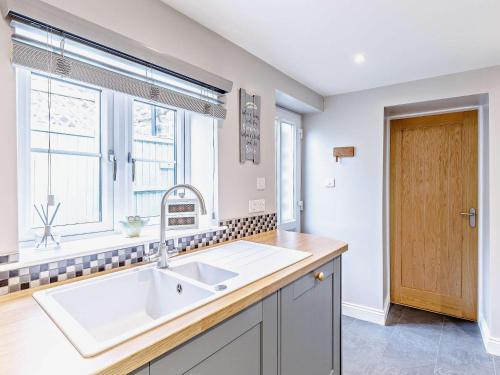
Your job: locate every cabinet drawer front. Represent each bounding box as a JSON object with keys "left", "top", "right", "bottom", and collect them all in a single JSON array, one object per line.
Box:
[{"left": 292, "top": 260, "right": 334, "bottom": 300}]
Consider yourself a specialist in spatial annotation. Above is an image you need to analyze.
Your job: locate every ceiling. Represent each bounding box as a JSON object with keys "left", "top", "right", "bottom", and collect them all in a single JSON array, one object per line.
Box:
[{"left": 161, "top": 0, "right": 500, "bottom": 96}]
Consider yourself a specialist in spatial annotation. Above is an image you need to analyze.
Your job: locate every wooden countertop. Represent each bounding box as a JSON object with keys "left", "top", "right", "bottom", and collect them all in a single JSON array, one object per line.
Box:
[{"left": 0, "top": 230, "right": 347, "bottom": 375}]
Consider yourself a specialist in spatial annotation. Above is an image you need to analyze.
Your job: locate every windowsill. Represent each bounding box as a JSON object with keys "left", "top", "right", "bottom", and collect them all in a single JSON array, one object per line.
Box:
[{"left": 0, "top": 226, "right": 226, "bottom": 272}]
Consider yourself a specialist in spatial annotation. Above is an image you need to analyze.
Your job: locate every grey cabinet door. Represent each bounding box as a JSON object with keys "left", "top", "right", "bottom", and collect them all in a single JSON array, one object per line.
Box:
[
  {"left": 129, "top": 364, "right": 149, "bottom": 375},
  {"left": 149, "top": 293, "right": 278, "bottom": 375},
  {"left": 280, "top": 258, "right": 341, "bottom": 375},
  {"left": 185, "top": 324, "right": 261, "bottom": 375}
]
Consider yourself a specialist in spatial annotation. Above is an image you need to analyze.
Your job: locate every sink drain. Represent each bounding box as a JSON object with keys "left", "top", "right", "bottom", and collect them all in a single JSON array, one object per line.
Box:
[
  {"left": 214, "top": 284, "right": 227, "bottom": 291},
  {"left": 176, "top": 283, "right": 183, "bottom": 294}
]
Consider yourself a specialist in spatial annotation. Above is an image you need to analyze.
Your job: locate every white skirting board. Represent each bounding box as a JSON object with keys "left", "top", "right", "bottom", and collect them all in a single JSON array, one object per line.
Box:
[
  {"left": 342, "top": 297, "right": 390, "bottom": 326},
  {"left": 478, "top": 316, "right": 500, "bottom": 356}
]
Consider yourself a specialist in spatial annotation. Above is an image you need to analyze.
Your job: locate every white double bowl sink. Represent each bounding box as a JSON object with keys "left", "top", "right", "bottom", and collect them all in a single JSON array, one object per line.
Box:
[{"left": 33, "top": 240, "right": 310, "bottom": 357}]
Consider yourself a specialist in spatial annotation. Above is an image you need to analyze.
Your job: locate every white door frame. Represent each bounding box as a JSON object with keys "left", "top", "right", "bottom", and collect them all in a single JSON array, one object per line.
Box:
[{"left": 275, "top": 107, "right": 302, "bottom": 232}]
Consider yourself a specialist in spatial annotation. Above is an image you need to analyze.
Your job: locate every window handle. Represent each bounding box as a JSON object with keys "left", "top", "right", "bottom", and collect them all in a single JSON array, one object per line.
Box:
[
  {"left": 128, "top": 152, "right": 136, "bottom": 182},
  {"left": 109, "top": 150, "right": 117, "bottom": 181}
]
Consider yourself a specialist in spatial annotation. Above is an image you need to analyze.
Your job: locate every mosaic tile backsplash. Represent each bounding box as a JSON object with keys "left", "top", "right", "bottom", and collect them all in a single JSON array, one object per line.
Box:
[
  {"left": 0, "top": 252, "right": 19, "bottom": 265},
  {"left": 0, "top": 213, "right": 277, "bottom": 296}
]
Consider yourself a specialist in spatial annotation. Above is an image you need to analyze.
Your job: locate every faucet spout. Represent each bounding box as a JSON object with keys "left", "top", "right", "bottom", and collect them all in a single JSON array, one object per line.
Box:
[{"left": 158, "top": 184, "right": 207, "bottom": 269}]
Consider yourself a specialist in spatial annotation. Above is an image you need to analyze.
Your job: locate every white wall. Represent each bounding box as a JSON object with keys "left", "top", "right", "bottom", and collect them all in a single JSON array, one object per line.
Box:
[
  {"left": 0, "top": 15, "right": 18, "bottom": 256},
  {"left": 302, "top": 66, "right": 500, "bottom": 349},
  {"left": 0, "top": 0, "right": 323, "bottom": 256}
]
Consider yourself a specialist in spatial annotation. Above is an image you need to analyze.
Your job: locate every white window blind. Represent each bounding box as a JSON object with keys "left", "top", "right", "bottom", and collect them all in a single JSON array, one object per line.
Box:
[{"left": 10, "top": 20, "right": 227, "bottom": 120}]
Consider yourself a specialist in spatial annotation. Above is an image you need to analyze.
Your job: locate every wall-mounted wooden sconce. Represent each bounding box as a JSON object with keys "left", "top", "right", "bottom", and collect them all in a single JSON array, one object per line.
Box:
[{"left": 333, "top": 147, "right": 355, "bottom": 162}]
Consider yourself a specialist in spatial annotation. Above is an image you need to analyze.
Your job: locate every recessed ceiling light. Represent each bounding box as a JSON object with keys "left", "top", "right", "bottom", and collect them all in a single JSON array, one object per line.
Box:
[{"left": 354, "top": 53, "right": 366, "bottom": 64}]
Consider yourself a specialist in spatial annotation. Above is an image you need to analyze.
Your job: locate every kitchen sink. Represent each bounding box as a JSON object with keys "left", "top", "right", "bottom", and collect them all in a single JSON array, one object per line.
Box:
[
  {"left": 170, "top": 261, "right": 238, "bottom": 285},
  {"left": 33, "top": 266, "right": 214, "bottom": 357},
  {"left": 33, "top": 240, "right": 311, "bottom": 357}
]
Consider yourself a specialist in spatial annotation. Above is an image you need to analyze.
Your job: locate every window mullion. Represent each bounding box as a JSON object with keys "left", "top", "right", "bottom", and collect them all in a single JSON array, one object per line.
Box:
[
  {"left": 182, "top": 110, "right": 191, "bottom": 185},
  {"left": 100, "top": 88, "right": 114, "bottom": 232},
  {"left": 112, "top": 92, "right": 132, "bottom": 229},
  {"left": 17, "top": 69, "right": 33, "bottom": 241}
]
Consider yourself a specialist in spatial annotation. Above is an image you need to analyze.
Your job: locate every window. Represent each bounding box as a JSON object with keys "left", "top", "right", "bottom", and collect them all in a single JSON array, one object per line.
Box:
[
  {"left": 17, "top": 70, "right": 114, "bottom": 239},
  {"left": 30, "top": 74, "right": 103, "bottom": 227},
  {"left": 131, "top": 100, "right": 181, "bottom": 221},
  {"left": 279, "top": 121, "right": 296, "bottom": 223},
  {"left": 275, "top": 108, "right": 302, "bottom": 232},
  {"left": 17, "top": 70, "right": 217, "bottom": 242}
]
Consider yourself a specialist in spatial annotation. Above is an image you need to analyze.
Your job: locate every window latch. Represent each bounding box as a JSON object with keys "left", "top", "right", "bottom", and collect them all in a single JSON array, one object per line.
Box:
[
  {"left": 128, "top": 152, "right": 136, "bottom": 182},
  {"left": 298, "top": 200, "right": 304, "bottom": 211},
  {"left": 108, "top": 150, "right": 117, "bottom": 181}
]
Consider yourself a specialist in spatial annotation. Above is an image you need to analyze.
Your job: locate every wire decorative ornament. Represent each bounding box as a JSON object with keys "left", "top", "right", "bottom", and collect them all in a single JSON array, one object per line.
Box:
[{"left": 34, "top": 26, "right": 62, "bottom": 248}]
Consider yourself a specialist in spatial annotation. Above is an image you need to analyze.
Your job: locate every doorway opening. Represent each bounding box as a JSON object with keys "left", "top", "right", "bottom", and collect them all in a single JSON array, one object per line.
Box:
[
  {"left": 389, "top": 110, "right": 478, "bottom": 320},
  {"left": 384, "top": 95, "right": 490, "bottom": 327}
]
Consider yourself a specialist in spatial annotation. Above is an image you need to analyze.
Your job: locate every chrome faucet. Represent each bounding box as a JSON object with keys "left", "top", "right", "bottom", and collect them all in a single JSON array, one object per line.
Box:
[{"left": 157, "top": 184, "right": 207, "bottom": 269}]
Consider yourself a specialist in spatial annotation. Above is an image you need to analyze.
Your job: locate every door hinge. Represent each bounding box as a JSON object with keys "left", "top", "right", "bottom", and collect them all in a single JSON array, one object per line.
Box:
[{"left": 298, "top": 128, "right": 303, "bottom": 140}]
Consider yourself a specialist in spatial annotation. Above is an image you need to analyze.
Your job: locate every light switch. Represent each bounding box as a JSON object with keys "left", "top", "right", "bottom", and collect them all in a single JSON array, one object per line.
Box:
[
  {"left": 325, "top": 178, "right": 335, "bottom": 188},
  {"left": 257, "top": 177, "right": 266, "bottom": 191}
]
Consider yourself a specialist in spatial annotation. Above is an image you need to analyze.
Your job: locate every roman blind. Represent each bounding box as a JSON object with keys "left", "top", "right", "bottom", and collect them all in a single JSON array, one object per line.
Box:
[{"left": 8, "top": 15, "right": 229, "bottom": 119}]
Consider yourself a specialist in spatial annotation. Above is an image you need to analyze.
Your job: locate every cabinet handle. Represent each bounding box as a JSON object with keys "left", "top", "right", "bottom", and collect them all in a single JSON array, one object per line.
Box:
[{"left": 314, "top": 271, "right": 325, "bottom": 281}]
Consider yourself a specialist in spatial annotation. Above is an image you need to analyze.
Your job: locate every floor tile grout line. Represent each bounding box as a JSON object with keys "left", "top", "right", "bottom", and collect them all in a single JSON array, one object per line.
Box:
[
  {"left": 387, "top": 305, "right": 406, "bottom": 339},
  {"left": 432, "top": 316, "right": 445, "bottom": 374}
]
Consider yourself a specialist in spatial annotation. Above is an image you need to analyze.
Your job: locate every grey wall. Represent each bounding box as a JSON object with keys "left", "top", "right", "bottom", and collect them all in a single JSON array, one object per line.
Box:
[
  {"left": 302, "top": 66, "right": 500, "bottom": 344},
  {"left": 0, "top": 0, "right": 323, "bottom": 256}
]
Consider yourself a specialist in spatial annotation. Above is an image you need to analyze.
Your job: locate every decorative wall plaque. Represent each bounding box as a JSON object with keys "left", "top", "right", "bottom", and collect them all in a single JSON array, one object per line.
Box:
[{"left": 240, "top": 88, "right": 261, "bottom": 164}]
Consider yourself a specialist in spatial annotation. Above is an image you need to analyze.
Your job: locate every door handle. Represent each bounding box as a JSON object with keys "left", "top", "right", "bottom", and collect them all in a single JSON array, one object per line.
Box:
[{"left": 460, "top": 208, "right": 476, "bottom": 228}]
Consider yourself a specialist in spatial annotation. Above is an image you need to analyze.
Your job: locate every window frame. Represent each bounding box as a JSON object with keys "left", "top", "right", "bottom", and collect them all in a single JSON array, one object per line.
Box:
[
  {"left": 16, "top": 68, "right": 115, "bottom": 241},
  {"left": 115, "top": 95, "right": 188, "bottom": 227}
]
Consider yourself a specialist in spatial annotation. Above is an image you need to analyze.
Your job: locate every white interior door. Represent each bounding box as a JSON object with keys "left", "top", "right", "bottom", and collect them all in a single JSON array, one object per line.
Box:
[{"left": 276, "top": 107, "right": 302, "bottom": 232}]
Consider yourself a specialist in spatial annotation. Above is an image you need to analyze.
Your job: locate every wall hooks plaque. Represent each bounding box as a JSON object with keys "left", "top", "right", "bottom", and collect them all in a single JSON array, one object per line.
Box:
[
  {"left": 333, "top": 146, "right": 355, "bottom": 162},
  {"left": 240, "top": 88, "right": 261, "bottom": 164}
]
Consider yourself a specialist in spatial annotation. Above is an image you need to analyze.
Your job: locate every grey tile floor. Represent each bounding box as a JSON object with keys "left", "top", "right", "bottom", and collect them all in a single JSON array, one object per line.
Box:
[{"left": 343, "top": 304, "right": 499, "bottom": 374}]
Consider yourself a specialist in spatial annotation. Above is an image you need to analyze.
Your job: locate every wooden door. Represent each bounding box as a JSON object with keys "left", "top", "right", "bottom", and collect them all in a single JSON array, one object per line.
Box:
[{"left": 390, "top": 110, "right": 478, "bottom": 320}]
